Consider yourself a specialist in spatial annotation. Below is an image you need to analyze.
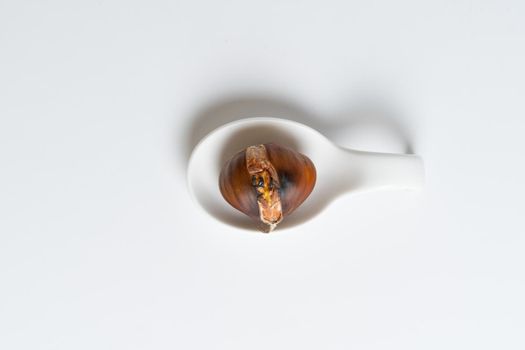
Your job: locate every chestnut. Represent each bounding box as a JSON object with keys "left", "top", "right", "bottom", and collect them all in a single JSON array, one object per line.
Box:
[{"left": 219, "top": 143, "right": 316, "bottom": 233}]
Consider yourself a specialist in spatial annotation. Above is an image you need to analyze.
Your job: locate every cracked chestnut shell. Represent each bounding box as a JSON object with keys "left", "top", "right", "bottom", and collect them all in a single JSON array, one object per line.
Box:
[{"left": 219, "top": 143, "right": 316, "bottom": 233}]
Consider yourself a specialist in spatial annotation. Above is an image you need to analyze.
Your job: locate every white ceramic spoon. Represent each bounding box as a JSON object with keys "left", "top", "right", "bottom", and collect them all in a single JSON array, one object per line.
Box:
[{"left": 187, "top": 117, "right": 424, "bottom": 231}]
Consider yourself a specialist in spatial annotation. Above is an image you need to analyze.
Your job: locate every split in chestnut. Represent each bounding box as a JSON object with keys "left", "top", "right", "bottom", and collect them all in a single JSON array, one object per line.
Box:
[{"left": 219, "top": 143, "right": 316, "bottom": 233}]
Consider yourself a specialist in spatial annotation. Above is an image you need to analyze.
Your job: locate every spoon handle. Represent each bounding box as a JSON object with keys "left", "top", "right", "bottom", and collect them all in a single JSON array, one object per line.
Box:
[{"left": 337, "top": 147, "right": 424, "bottom": 193}]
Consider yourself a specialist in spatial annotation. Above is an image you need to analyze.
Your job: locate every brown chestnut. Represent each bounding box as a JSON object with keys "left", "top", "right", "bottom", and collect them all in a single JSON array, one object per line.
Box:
[{"left": 219, "top": 143, "right": 316, "bottom": 233}]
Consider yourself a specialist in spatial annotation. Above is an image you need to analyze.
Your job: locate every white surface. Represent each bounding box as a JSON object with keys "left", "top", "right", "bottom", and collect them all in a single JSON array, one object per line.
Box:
[{"left": 0, "top": 0, "right": 524, "bottom": 349}]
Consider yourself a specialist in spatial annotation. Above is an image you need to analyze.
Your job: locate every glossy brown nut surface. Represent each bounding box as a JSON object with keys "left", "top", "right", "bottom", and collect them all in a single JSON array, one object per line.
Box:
[{"left": 219, "top": 143, "right": 316, "bottom": 233}]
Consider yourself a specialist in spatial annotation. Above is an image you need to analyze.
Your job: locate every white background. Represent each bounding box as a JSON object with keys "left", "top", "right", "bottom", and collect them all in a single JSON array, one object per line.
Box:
[{"left": 1, "top": 0, "right": 524, "bottom": 349}]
